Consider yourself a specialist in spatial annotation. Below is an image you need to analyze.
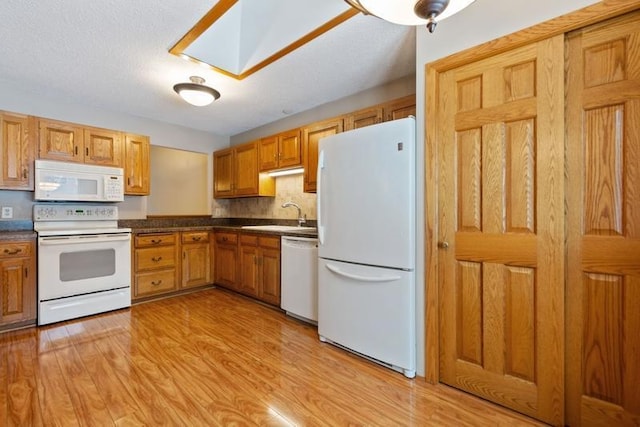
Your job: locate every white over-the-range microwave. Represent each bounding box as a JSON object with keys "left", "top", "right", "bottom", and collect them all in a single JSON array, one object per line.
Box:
[{"left": 34, "top": 160, "right": 124, "bottom": 202}]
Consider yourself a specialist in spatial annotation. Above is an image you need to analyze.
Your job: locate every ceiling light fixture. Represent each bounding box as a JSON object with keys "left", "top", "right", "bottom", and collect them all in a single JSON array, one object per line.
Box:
[
  {"left": 173, "top": 76, "right": 220, "bottom": 106},
  {"left": 344, "top": 0, "right": 476, "bottom": 33}
]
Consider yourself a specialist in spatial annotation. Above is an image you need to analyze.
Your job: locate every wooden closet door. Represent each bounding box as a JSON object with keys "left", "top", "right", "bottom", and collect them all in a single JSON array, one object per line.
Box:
[
  {"left": 566, "top": 11, "right": 640, "bottom": 427},
  {"left": 436, "top": 35, "right": 565, "bottom": 425}
]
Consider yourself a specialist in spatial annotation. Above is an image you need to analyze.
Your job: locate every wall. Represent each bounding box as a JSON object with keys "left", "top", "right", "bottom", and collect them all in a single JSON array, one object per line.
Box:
[
  {"left": 0, "top": 78, "right": 228, "bottom": 220},
  {"left": 413, "top": 0, "right": 600, "bottom": 377}
]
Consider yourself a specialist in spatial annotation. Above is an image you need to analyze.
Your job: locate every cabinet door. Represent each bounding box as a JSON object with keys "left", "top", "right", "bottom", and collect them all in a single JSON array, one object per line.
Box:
[
  {"left": 124, "top": 133, "right": 150, "bottom": 195},
  {"left": 344, "top": 106, "right": 383, "bottom": 131},
  {"left": 38, "top": 118, "right": 84, "bottom": 162},
  {"left": 182, "top": 243, "right": 211, "bottom": 288},
  {"left": 383, "top": 95, "right": 415, "bottom": 121},
  {"left": 566, "top": 13, "right": 640, "bottom": 427},
  {"left": 234, "top": 142, "right": 259, "bottom": 196},
  {"left": 214, "top": 243, "right": 237, "bottom": 289},
  {"left": 259, "top": 135, "right": 279, "bottom": 171},
  {"left": 0, "top": 112, "right": 33, "bottom": 190},
  {"left": 84, "top": 127, "right": 123, "bottom": 167},
  {"left": 278, "top": 129, "right": 302, "bottom": 169},
  {"left": 238, "top": 240, "right": 259, "bottom": 298},
  {"left": 303, "top": 118, "right": 343, "bottom": 193},
  {"left": 260, "top": 246, "right": 281, "bottom": 306},
  {"left": 435, "top": 36, "right": 564, "bottom": 425},
  {"left": 213, "top": 148, "right": 234, "bottom": 198},
  {"left": 0, "top": 257, "right": 36, "bottom": 326}
]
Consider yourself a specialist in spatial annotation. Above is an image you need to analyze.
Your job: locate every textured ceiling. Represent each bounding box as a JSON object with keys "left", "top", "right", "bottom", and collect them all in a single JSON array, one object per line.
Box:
[{"left": 0, "top": 0, "right": 415, "bottom": 136}]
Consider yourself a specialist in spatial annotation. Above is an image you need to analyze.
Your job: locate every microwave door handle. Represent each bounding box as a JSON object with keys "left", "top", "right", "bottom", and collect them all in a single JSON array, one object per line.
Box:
[{"left": 39, "top": 235, "right": 131, "bottom": 245}]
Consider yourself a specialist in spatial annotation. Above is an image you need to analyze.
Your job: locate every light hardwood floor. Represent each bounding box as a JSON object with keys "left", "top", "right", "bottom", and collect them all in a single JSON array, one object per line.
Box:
[{"left": 0, "top": 288, "right": 544, "bottom": 426}]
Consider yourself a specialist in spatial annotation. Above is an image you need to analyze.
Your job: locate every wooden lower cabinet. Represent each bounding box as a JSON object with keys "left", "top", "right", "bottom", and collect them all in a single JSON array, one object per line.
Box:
[
  {"left": 238, "top": 234, "right": 281, "bottom": 306},
  {"left": 181, "top": 231, "right": 210, "bottom": 288},
  {"left": 214, "top": 231, "right": 281, "bottom": 307},
  {"left": 0, "top": 239, "right": 36, "bottom": 329},
  {"left": 133, "top": 232, "right": 179, "bottom": 300},
  {"left": 133, "top": 231, "right": 214, "bottom": 300},
  {"left": 213, "top": 231, "right": 238, "bottom": 290}
]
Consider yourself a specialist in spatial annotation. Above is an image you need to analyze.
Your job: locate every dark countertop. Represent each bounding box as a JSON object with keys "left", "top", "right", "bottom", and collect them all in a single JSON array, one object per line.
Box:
[
  {"left": 0, "top": 221, "right": 36, "bottom": 240},
  {"left": 0, "top": 231, "right": 37, "bottom": 240},
  {"left": 120, "top": 218, "right": 318, "bottom": 238}
]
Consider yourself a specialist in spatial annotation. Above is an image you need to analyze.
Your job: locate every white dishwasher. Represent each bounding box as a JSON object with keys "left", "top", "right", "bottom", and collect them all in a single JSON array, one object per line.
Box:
[{"left": 281, "top": 236, "right": 318, "bottom": 324}]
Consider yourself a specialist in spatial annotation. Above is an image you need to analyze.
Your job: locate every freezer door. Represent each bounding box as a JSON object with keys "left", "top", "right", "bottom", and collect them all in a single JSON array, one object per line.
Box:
[
  {"left": 317, "top": 117, "right": 415, "bottom": 270},
  {"left": 318, "top": 258, "right": 415, "bottom": 375}
]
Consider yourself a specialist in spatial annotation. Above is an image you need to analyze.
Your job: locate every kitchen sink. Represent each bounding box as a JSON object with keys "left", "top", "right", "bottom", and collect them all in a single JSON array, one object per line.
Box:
[{"left": 241, "top": 225, "right": 316, "bottom": 232}]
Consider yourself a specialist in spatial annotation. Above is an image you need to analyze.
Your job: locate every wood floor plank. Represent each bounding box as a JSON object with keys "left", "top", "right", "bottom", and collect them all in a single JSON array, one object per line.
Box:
[
  {"left": 0, "top": 288, "right": 544, "bottom": 426},
  {"left": 6, "top": 329, "right": 42, "bottom": 426}
]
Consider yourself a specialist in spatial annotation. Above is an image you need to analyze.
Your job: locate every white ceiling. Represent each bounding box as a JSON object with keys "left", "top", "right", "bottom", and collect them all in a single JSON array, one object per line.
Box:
[{"left": 0, "top": 0, "right": 415, "bottom": 137}]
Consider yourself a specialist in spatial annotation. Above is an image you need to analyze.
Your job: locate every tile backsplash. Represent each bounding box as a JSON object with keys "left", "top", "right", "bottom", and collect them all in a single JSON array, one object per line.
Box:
[{"left": 212, "top": 174, "right": 317, "bottom": 220}]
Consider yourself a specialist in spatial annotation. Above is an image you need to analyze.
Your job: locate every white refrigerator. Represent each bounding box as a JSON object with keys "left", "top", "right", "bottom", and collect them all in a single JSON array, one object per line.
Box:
[{"left": 317, "top": 117, "right": 416, "bottom": 378}]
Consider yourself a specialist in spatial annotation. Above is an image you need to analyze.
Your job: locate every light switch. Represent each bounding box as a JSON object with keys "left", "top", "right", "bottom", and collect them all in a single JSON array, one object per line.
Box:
[{"left": 1, "top": 207, "right": 13, "bottom": 219}]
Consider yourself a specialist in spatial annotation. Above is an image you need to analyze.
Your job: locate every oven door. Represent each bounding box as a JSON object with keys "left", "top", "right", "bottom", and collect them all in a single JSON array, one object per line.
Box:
[{"left": 38, "top": 232, "right": 131, "bottom": 301}]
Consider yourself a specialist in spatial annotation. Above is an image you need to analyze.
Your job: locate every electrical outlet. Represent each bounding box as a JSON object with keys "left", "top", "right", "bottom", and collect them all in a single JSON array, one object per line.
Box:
[{"left": 1, "top": 207, "right": 13, "bottom": 219}]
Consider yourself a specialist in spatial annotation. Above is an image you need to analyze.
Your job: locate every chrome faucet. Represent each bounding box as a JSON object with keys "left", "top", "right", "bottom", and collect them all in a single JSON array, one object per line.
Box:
[{"left": 281, "top": 201, "right": 306, "bottom": 226}]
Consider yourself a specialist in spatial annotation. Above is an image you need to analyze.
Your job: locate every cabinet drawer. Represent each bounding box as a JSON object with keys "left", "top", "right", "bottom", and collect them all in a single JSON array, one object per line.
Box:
[
  {"left": 182, "top": 231, "right": 209, "bottom": 244},
  {"left": 215, "top": 232, "right": 237, "bottom": 245},
  {"left": 135, "top": 270, "right": 177, "bottom": 297},
  {"left": 135, "top": 233, "right": 176, "bottom": 247},
  {"left": 135, "top": 246, "right": 176, "bottom": 271},
  {"left": 239, "top": 234, "right": 258, "bottom": 246},
  {"left": 259, "top": 235, "right": 280, "bottom": 249},
  {"left": 0, "top": 242, "right": 32, "bottom": 258}
]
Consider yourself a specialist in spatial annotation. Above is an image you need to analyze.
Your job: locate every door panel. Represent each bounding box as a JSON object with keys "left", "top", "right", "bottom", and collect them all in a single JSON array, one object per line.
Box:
[
  {"left": 437, "top": 35, "right": 564, "bottom": 425},
  {"left": 566, "top": 11, "right": 640, "bottom": 427}
]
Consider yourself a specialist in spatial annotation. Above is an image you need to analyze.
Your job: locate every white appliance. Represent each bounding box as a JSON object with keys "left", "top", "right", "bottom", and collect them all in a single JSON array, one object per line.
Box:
[
  {"left": 281, "top": 236, "right": 318, "bottom": 324},
  {"left": 35, "top": 160, "right": 124, "bottom": 202},
  {"left": 317, "top": 117, "right": 416, "bottom": 378},
  {"left": 34, "top": 204, "right": 131, "bottom": 325}
]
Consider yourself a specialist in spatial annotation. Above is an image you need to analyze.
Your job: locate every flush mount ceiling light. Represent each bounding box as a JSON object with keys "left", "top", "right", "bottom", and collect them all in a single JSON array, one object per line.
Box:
[
  {"left": 344, "top": 0, "right": 476, "bottom": 33},
  {"left": 173, "top": 76, "right": 220, "bottom": 106}
]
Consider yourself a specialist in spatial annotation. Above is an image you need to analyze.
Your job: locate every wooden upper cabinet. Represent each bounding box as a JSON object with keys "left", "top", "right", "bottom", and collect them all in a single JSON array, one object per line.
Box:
[
  {"left": 38, "top": 118, "right": 125, "bottom": 167},
  {"left": 302, "top": 118, "right": 343, "bottom": 193},
  {"left": 277, "top": 129, "right": 302, "bottom": 169},
  {"left": 234, "top": 142, "right": 260, "bottom": 196},
  {"left": 124, "top": 133, "right": 150, "bottom": 195},
  {"left": 259, "top": 128, "right": 302, "bottom": 171},
  {"left": 38, "top": 118, "right": 84, "bottom": 162},
  {"left": 213, "top": 147, "right": 234, "bottom": 198},
  {"left": 382, "top": 95, "right": 415, "bottom": 122},
  {"left": 344, "top": 106, "right": 383, "bottom": 131},
  {"left": 0, "top": 112, "right": 34, "bottom": 190},
  {"left": 83, "top": 127, "right": 123, "bottom": 167},
  {"left": 259, "top": 135, "right": 279, "bottom": 171},
  {"left": 214, "top": 141, "right": 275, "bottom": 198}
]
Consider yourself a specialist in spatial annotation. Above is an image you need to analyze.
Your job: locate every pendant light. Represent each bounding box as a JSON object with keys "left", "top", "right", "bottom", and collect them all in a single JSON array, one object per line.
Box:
[
  {"left": 173, "top": 76, "right": 221, "bottom": 106},
  {"left": 345, "top": 0, "right": 476, "bottom": 32}
]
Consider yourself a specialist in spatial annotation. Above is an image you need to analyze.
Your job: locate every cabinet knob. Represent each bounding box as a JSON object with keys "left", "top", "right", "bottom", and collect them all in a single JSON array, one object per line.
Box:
[
  {"left": 4, "top": 248, "right": 21, "bottom": 255},
  {"left": 151, "top": 256, "right": 162, "bottom": 262},
  {"left": 151, "top": 239, "right": 162, "bottom": 244},
  {"left": 151, "top": 280, "right": 163, "bottom": 286},
  {"left": 437, "top": 241, "right": 449, "bottom": 249},
  {"left": 192, "top": 236, "right": 201, "bottom": 241}
]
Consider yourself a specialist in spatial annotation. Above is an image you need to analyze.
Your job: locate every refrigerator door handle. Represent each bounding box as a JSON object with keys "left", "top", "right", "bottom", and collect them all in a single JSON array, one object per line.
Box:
[
  {"left": 325, "top": 263, "right": 401, "bottom": 283},
  {"left": 317, "top": 149, "right": 325, "bottom": 245}
]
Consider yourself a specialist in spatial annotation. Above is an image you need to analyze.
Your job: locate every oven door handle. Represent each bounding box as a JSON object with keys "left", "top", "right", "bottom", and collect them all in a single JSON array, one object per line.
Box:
[{"left": 39, "top": 234, "right": 131, "bottom": 245}]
